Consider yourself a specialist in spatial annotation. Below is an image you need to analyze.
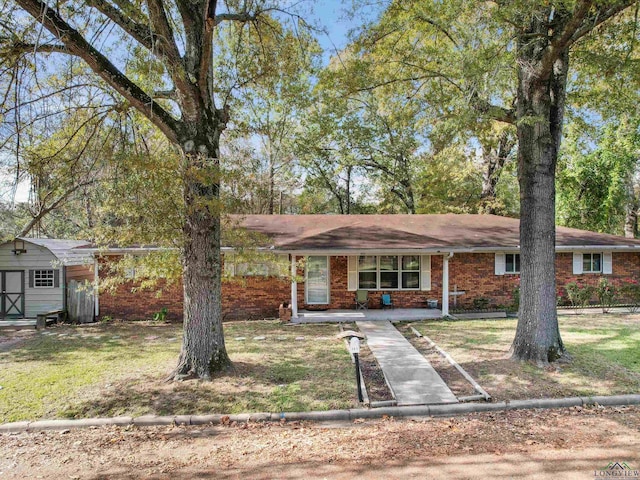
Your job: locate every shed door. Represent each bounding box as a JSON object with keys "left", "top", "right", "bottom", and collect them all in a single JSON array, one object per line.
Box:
[{"left": 1, "top": 271, "right": 25, "bottom": 318}]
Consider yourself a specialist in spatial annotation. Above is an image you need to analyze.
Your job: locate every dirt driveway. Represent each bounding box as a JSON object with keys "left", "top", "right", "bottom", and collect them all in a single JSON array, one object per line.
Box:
[{"left": 1, "top": 406, "right": 638, "bottom": 479}]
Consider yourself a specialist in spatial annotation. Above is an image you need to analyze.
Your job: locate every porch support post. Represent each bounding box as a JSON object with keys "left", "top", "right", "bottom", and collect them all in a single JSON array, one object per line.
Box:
[
  {"left": 442, "top": 253, "right": 453, "bottom": 317},
  {"left": 93, "top": 258, "right": 100, "bottom": 318},
  {"left": 291, "top": 254, "right": 298, "bottom": 319}
]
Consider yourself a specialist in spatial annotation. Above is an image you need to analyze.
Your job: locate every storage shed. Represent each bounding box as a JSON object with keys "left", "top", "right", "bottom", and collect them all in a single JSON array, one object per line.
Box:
[{"left": 0, "top": 238, "right": 94, "bottom": 319}]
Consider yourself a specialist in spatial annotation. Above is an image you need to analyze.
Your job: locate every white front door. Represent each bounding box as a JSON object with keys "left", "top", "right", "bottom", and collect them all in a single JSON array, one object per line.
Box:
[{"left": 306, "top": 256, "right": 329, "bottom": 304}]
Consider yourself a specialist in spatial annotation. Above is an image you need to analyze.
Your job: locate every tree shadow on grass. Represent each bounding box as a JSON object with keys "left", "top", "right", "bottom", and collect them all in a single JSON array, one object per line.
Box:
[
  {"left": 60, "top": 359, "right": 328, "bottom": 419},
  {"left": 3, "top": 325, "right": 181, "bottom": 365}
]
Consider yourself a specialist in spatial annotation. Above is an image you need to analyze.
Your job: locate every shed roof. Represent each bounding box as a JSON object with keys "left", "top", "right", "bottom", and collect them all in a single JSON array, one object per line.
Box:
[
  {"left": 231, "top": 214, "right": 640, "bottom": 252},
  {"left": 18, "top": 237, "right": 94, "bottom": 265}
]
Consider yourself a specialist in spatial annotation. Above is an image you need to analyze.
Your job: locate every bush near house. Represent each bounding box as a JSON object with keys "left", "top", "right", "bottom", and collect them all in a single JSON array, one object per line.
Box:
[{"left": 565, "top": 282, "right": 595, "bottom": 312}]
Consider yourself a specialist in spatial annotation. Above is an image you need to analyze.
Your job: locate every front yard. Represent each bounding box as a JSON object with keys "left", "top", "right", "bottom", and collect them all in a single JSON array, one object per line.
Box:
[
  {"left": 0, "top": 313, "right": 638, "bottom": 424},
  {"left": 0, "top": 321, "right": 355, "bottom": 423},
  {"left": 406, "top": 313, "right": 640, "bottom": 400}
]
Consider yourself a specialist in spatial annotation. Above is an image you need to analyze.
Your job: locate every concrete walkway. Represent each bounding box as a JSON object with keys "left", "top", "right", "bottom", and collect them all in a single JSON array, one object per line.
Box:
[{"left": 356, "top": 320, "right": 458, "bottom": 406}]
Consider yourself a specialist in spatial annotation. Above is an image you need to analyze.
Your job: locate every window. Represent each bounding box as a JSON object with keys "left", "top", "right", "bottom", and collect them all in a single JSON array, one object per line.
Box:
[
  {"left": 505, "top": 254, "right": 520, "bottom": 274},
  {"left": 583, "top": 253, "right": 602, "bottom": 273},
  {"left": 358, "top": 255, "right": 377, "bottom": 289},
  {"left": 357, "top": 255, "right": 420, "bottom": 290},
  {"left": 379, "top": 256, "right": 399, "bottom": 289},
  {"left": 402, "top": 255, "right": 420, "bottom": 289},
  {"left": 34, "top": 269, "right": 54, "bottom": 288}
]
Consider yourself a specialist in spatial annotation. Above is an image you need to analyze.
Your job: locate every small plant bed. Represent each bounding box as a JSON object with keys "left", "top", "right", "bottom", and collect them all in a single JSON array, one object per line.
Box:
[
  {"left": 397, "top": 324, "right": 477, "bottom": 399},
  {"left": 357, "top": 342, "right": 394, "bottom": 403},
  {"left": 450, "top": 308, "right": 509, "bottom": 314},
  {"left": 0, "top": 320, "right": 356, "bottom": 423},
  {"left": 409, "top": 314, "right": 640, "bottom": 401}
]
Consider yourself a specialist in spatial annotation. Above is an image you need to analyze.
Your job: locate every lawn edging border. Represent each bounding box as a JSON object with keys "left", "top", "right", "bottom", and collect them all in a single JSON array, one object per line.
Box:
[{"left": 1, "top": 394, "right": 639, "bottom": 433}]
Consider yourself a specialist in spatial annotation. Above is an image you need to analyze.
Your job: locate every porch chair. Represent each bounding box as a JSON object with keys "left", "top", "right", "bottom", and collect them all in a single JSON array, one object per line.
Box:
[
  {"left": 380, "top": 294, "right": 394, "bottom": 309},
  {"left": 355, "top": 290, "right": 369, "bottom": 310}
]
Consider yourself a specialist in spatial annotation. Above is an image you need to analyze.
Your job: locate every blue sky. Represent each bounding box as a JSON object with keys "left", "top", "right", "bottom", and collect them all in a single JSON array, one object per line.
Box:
[{"left": 2, "top": 0, "right": 384, "bottom": 204}]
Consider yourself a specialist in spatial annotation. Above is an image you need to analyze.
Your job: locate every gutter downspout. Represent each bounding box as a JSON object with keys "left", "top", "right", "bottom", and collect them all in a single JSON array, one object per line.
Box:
[
  {"left": 94, "top": 259, "right": 99, "bottom": 319},
  {"left": 442, "top": 252, "right": 453, "bottom": 317},
  {"left": 290, "top": 255, "right": 298, "bottom": 319}
]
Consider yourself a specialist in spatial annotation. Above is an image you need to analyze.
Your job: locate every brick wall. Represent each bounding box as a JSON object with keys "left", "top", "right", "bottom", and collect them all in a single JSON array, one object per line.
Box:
[
  {"left": 98, "top": 251, "right": 640, "bottom": 320},
  {"left": 98, "top": 255, "right": 290, "bottom": 321}
]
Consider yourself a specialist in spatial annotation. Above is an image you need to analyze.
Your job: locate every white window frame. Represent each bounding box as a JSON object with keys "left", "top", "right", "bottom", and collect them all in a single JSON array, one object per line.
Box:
[
  {"left": 357, "top": 255, "right": 421, "bottom": 291},
  {"left": 583, "top": 252, "right": 602, "bottom": 273},
  {"left": 33, "top": 269, "right": 55, "bottom": 288},
  {"left": 305, "top": 255, "right": 330, "bottom": 304},
  {"left": 505, "top": 253, "right": 520, "bottom": 274}
]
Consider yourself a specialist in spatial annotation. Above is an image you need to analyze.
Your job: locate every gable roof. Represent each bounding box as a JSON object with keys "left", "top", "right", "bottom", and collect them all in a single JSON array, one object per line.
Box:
[
  {"left": 17, "top": 237, "right": 94, "bottom": 265},
  {"left": 231, "top": 214, "right": 640, "bottom": 252}
]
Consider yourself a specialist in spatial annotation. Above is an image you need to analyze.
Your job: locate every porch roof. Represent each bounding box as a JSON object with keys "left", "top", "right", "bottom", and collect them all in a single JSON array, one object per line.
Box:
[{"left": 232, "top": 214, "right": 640, "bottom": 252}]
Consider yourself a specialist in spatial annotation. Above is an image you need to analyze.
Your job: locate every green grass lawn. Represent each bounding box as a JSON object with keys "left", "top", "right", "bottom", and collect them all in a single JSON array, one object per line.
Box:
[
  {"left": 0, "top": 321, "right": 355, "bottom": 423},
  {"left": 408, "top": 313, "right": 640, "bottom": 400}
]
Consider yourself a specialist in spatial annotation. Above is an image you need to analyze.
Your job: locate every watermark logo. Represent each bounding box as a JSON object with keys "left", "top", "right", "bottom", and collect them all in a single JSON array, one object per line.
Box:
[{"left": 594, "top": 462, "right": 639, "bottom": 478}]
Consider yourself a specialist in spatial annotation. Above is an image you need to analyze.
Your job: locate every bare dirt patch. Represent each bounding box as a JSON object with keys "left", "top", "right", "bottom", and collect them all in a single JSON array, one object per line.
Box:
[
  {"left": 357, "top": 343, "right": 394, "bottom": 402},
  {"left": 0, "top": 328, "right": 37, "bottom": 353},
  {"left": 0, "top": 406, "right": 638, "bottom": 479}
]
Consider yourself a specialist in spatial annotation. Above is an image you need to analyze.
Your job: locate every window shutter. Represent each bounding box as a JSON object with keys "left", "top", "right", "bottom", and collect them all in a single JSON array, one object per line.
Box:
[
  {"left": 347, "top": 256, "right": 358, "bottom": 291},
  {"left": 29, "top": 270, "right": 34, "bottom": 288},
  {"left": 420, "top": 255, "right": 431, "bottom": 291},
  {"left": 495, "top": 253, "right": 505, "bottom": 276},
  {"left": 603, "top": 252, "right": 613, "bottom": 274},
  {"left": 573, "top": 252, "right": 583, "bottom": 274},
  {"left": 54, "top": 269, "right": 60, "bottom": 288},
  {"left": 223, "top": 254, "right": 235, "bottom": 277}
]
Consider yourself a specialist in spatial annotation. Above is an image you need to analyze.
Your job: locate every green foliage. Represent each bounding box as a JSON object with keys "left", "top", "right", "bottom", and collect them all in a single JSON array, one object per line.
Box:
[
  {"left": 596, "top": 278, "right": 618, "bottom": 313},
  {"left": 153, "top": 308, "right": 168, "bottom": 322},
  {"left": 511, "top": 286, "right": 520, "bottom": 312},
  {"left": 557, "top": 120, "right": 640, "bottom": 235},
  {"left": 472, "top": 297, "right": 490, "bottom": 310},
  {"left": 620, "top": 281, "right": 640, "bottom": 313},
  {"left": 565, "top": 282, "right": 595, "bottom": 312}
]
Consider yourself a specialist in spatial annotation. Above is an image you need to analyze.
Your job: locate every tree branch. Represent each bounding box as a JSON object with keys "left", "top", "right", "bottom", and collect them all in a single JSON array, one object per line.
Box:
[
  {"left": 13, "top": 0, "right": 181, "bottom": 143},
  {"left": 85, "top": 0, "right": 156, "bottom": 53},
  {"left": 539, "top": 0, "right": 635, "bottom": 78},
  {"left": 20, "top": 179, "right": 96, "bottom": 236},
  {"left": 2, "top": 41, "right": 69, "bottom": 55},
  {"left": 145, "top": 0, "right": 182, "bottom": 65},
  {"left": 213, "top": 12, "right": 258, "bottom": 26}
]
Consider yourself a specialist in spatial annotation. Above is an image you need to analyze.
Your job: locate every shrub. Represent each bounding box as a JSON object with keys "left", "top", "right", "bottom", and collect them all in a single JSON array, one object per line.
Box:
[
  {"left": 620, "top": 281, "right": 640, "bottom": 313},
  {"left": 509, "top": 286, "right": 520, "bottom": 312},
  {"left": 596, "top": 278, "right": 617, "bottom": 313},
  {"left": 565, "top": 282, "right": 594, "bottom": 313},
  {"left": 472, "top": 297, "right": 490, "bottom": 310},
  {"left": 153, "top": 307, "right": 168, "bottom": 322}
]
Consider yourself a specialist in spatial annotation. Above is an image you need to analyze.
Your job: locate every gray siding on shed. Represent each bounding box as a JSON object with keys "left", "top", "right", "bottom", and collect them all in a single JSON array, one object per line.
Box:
[{"left": 0, "top": 241, "right": 64, "bottom": 317}]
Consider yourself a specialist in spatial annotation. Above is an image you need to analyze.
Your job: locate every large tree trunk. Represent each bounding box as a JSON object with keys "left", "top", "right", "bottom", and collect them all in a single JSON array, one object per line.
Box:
[
  {"left": 479, "top": 131, "right": 515, "bottom": 214},
  {"left": 172, "top": 128, "right": 231, "bottom": 380},
  {"left": 511, "top": 35, "right": 568, "bottom": 364},
  {"left": 624, "top": 184, "right": 638, "bottom": 238}
]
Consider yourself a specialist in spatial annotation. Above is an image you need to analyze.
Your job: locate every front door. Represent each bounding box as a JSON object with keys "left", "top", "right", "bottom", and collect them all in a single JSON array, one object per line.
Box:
[
  {"left": 1, "top": 271, "right": 25, "bottom": 318},
  {"left": 306, "top": 256, "right": 329, "bottom": 304}
]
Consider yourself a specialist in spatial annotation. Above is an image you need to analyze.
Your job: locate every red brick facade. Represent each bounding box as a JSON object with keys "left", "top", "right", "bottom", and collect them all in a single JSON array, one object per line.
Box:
[{"left": 98, "top": 251, "right": 640, "bottom": 321}]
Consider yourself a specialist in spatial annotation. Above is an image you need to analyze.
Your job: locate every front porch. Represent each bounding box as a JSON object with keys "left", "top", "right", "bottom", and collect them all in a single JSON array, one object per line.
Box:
[{"left": 292, "top": 307, "right": 443, "bottom": 323}]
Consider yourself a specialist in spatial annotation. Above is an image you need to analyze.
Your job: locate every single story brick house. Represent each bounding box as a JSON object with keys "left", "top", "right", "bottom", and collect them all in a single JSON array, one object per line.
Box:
[{"left": 95, "top": 214, "right": 640, "bottom": 321}]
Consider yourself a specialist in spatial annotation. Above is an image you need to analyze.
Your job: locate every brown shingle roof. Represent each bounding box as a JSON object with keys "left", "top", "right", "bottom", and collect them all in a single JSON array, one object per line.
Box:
[{"left": 230, "top": 214, "right": 640, "bottom": 251}]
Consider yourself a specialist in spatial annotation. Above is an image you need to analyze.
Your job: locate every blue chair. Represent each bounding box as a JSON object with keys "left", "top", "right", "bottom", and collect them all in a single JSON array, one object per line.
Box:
[{"left": 381, "top": 294, "right": 394, "bottom": 309}]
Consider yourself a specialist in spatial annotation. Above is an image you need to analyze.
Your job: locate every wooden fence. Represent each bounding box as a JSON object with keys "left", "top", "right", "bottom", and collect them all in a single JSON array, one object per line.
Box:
[{"left": 67, "top": 280, "right": 95, "bottom": 324}]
